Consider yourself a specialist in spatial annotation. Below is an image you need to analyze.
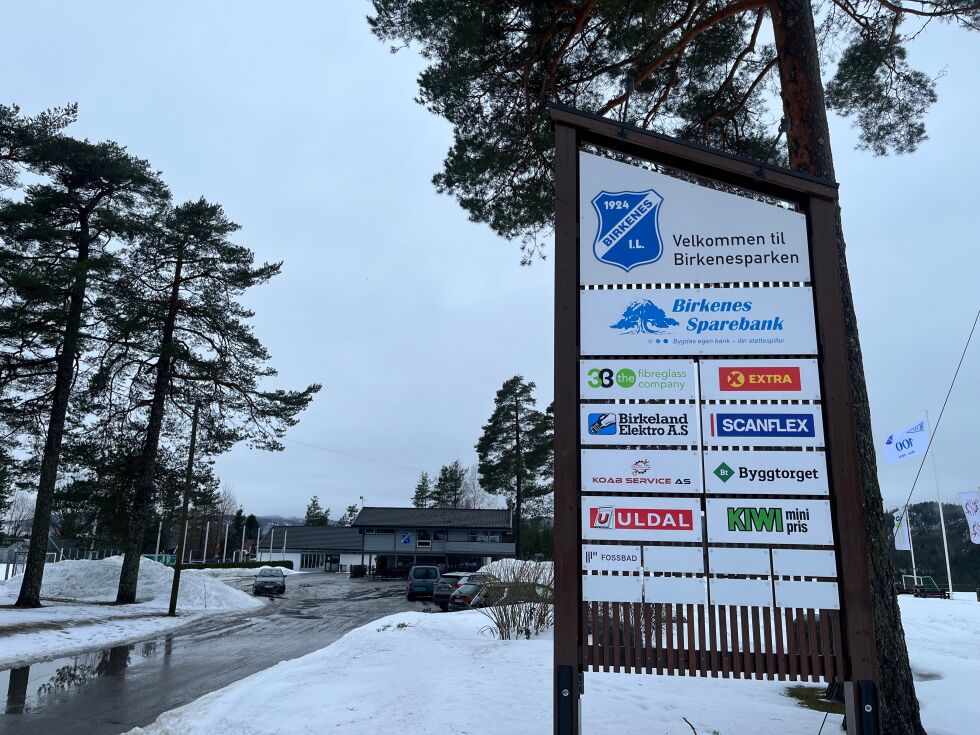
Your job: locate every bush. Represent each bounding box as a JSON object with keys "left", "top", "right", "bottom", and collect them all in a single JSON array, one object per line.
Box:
[
  {"left": 476, "top": 560, "right": 554, "bottom": 640},
  {"left": 181, "top": 560, "right": 294, "bottom": 570}
]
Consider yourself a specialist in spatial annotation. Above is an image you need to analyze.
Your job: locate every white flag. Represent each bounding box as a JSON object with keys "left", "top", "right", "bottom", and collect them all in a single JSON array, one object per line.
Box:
[
  {"left": 893, "top": 510, "right": 912, "bottom": 551},
  {"left": 960, "top": 491, "right": 980, "bottom": 545},
  {"left": 882, "top": 420, "right": 928, "bottom": 464}
]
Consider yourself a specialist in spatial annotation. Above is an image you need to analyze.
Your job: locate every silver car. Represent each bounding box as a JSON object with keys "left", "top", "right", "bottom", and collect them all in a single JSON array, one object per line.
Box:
[{"left": 252, "top": 568, "right": 286, "bottom": 596}]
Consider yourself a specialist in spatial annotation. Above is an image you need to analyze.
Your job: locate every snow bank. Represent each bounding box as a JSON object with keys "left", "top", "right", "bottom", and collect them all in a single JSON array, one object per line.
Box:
[
  {"left": 479, "top": 558, "right": 554, "bottom": 586},
  {"left": 0, "top": 556, "right": 262, "bottom": 612},
  {"left": 126, "top": 592, "right": 979, "bottom": 735}
]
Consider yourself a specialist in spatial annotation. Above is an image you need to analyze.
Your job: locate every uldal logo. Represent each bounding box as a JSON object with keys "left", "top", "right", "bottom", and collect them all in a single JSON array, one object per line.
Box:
[
  {"left": 588, "top": 413, "right": 618, "bottom": 435},
  {"left": 632, "top": 459, "right": 649, "bottom": 476},
  {"left": 727, "top": 506, "right": 810, "bottom": 536},
  {"left": 719, "top": 366, "right": 801, "bottom": 392},
  {"left": 709, "top": 412, "right": 814, "bottom": 438},
  {"left": 589, "top": 506, "right": 694, "bottom": 531},
  {"left": 591, "top": 189, "right": 664, "bottom": 271}
]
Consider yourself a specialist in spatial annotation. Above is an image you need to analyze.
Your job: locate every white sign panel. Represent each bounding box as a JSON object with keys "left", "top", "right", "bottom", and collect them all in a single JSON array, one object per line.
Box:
[
  {"left": 705, "top": 498, "right": 834, "bottom": 546},
  {"left": 699, "top": 359, "right": 821, "bottom": 401},
  {"left": 580, "top": 359, "right": 696, "bottom": 400},
  {"left": 582, "top": 496, "right": 703, "bottom": 542},
  {"left": 583, "top": 574, "right": 643, "bottom": 603},
  {"left": 703, "top": 450, "right": 829, "bottom": 495},
  {"left": 644, "top": 576, "right": 707, "bottom": 605},
  {"left": 580, "top": 287, "right": 817, "bottom": 357},
  {"left": 581, "top": 449, "right": 701, "bottom": 493},
  {"left": 774, "top": 580, "right": 840, "bottom": 610},
  {"left": 709, "top": 578, "right": 773, "bottom": 607},
  {"left": 707, "top": 547, "right": 771, "bottom": 576},
  {"left": 771, "top": 549, "right": 838, "bottom": 578},
  {"left": 581, "top": 405, "right": 697, "bottom": 446},
  {"left": 579, "top": 152, "right": 811, "bottom": 285},
  {"left": 643, "top": 546, "right": 705, "bottom": 574},
  {"left": 582, "top": 544, "right": 643, "bottom": 573},
  {"left": 702, "top": 406, "right": 825, "bottom": 448}
]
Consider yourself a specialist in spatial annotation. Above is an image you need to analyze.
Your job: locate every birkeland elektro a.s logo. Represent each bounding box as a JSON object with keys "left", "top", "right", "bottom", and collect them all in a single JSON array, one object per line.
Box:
[
  {"left": 586, "top": 410, "right": 691, "bottom": 438},
  {"left": 591, "top": 189, "right": 664, "bottom": 271},
  {"left": 719, "top": 366, "right": 801, "bottom": 392},
  {"left": 588, "top": 413, "right": 618, "bottom": 435}
]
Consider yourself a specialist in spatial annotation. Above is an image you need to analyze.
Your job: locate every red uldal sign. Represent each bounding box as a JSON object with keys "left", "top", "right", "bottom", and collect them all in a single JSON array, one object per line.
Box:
[
  {"left": 589, "top": 506, "right": 694, "bottom": 531},
  {"left": 719, "top": 366, "right": 801, "bottom": 392}
]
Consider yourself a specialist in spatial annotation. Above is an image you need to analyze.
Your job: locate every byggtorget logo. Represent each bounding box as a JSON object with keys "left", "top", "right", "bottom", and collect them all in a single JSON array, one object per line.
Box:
[
  {"left": 714, "top": 461, "right": 820, "bottom": 484},
  {"left": 589, "top": 506, "right": 694, "bottom": 531}
]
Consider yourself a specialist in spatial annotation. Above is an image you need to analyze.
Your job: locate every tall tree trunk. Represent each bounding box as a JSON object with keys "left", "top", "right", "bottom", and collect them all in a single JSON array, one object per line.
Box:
[
  {"left": 15, "top": 220, "right": 91, "bottom": 608},
  {"left": 770, "top": 2, "right": 924, "bottom": 733},
  {"left": 116, "top": 250, "right": 184, "bottom": 603},
  {"left": 514, "top": 397, "right": 523, "bottom": 558}
]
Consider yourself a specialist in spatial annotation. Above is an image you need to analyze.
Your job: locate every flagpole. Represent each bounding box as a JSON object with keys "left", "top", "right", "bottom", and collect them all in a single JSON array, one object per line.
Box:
[
  {"left": 907, "top": 506, "right": 918, "bottom": 584},
  {"left": 926, "top": 410, "right": 954, "bottom": 598}
]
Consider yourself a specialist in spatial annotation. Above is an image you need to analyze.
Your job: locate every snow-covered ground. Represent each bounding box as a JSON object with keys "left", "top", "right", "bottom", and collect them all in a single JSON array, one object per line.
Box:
[
  {"left": 125, "top": 592, "right": 980, "bottom": 735},
  {"left": 0, "top": 556, "right": 263, "bottom": 669}
]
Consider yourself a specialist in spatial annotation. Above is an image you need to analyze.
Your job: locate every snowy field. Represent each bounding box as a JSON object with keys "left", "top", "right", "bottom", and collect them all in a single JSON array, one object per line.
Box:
[
  {"left": 0, "top": 557, "right": 263, "bottom": 669},
  {"left": 126, "top": 593, "right": 980, "bottom": 735}
]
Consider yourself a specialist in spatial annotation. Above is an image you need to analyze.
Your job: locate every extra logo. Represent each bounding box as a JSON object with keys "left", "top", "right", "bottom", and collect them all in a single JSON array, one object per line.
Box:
[
  {"left": 589, "top": 506, "right": 694, "bottom": 531},
  {"left": 709, "top": 412, "right": 814, "bottom": 439},
  {"left": 591, "top": 189, "right": 664, "bottom": 271},
  {"left": 719, "top": 366, "right": 801, "bottom": 392}
]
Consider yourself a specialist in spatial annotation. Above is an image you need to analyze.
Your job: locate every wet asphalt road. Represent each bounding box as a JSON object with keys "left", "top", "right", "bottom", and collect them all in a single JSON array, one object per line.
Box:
[{"left": 0, "top": 574, "right": 419, "bottom": 735}]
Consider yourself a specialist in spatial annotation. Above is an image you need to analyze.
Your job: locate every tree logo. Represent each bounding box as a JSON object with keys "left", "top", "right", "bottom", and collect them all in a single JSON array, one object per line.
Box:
[
  {"left": 591, "top": 189, "right": 664, "bottom": 271},
  {"left": 610, "top": 300, "right": 679, "bottom": 335}
]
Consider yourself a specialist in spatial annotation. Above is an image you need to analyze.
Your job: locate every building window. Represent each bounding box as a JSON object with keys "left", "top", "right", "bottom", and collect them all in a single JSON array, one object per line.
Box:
[
  {"left": 417, "top": 530, "right": 431, "bottom": 549},
  {"left": 468, "top": 530, "right": 490, "bottom": 543},
  {"left": 300, "top": 553, "right": 324, "bottom": 570},
  {"left": 378, "top": 528, "right": 394, "bottom": 535},
  {"left": 433, "top": 530, "right": 447, "bottom": 542},
  {"left": 365, "top": 528, "right": 376, "bottom": 535}
]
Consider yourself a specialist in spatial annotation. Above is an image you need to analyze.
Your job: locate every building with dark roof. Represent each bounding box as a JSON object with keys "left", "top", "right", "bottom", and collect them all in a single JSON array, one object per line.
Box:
[
  {"left": 257, "top": 506, "right": 515, "bottom": 574},
  {"left": 351, "top": 506, "right": 514, "bottom": 575}
]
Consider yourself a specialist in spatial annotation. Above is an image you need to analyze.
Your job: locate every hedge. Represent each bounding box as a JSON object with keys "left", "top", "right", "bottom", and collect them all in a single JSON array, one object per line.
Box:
[{"left": 181, "top": 560, "right": 294, "bottom": 570}]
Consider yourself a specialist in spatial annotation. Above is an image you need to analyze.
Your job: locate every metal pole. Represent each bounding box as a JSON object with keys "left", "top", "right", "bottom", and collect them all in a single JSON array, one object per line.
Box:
[
  {"left": 169, "top": 400, "right": 201, "bottom": 617},
  {"left": 281, "top": 529, "right": 287, "bottom": 561},
  {"left": 908, "top": 508, "right": 918, "bottom": 584},
  {"left": 240, "top": 525, "right": 246, "bottom": 562},
  {"left": 223, "top": 522, "right": 229, "bottom": 565},
  {"left": 255, "top": 525, "right": 260, "bottom": 561},
  {"left": 203, "top": 521, "right": 210, "bottom": 564},
  {"left": 926, "top": 411, "right": 954, "bottom": 597},
  {"left": 183, "top": 524, "right": 190, "bottom": 564},
  {"left": 155, "top": 520, "right": 162, "bottom": 559},
  {"left": 268, "top": 528, "right": 274, "bottom": 563}
]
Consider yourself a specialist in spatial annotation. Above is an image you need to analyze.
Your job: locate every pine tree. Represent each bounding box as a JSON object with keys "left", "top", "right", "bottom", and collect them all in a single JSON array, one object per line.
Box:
[
  {"left": 367, "top": 5, "right": 980, "bottom": 729},
  {"left": 431, "top": 460, "right": 466, "bottom": 509},
  {"left": 338, "top": 504, "right": 360, "bottom": 526},
  {"left": 305, "top": 496, "right": 327, "bottom": 526},
  {"left": 476, "top": 377, "right": 551, "bottom": 557},
  {"left": 0, "top": 129, "right": 167, "bottom": 608},
  {"left": 412, "top": 471, "right": 432, "bottom": 508},
  {"left": 93, "top": 198, "right": 320, "bottom": 603}
]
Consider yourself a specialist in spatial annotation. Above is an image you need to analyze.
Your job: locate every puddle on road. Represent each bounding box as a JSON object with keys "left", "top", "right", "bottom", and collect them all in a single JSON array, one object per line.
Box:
[{"left": 0, "top": 638, "right": 168, "bottom": 714}]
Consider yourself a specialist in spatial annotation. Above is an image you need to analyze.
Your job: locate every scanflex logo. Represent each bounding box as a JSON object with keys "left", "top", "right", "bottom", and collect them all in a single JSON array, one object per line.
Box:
[{"left": 710, "top": 413, "right": 814, "bottom": 439}]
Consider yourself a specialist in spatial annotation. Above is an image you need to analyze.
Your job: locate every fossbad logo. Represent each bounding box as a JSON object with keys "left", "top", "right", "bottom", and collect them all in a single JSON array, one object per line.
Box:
[
  {"left": 591, "top": 189, "right": 664, "bottom": 271},
  {"left": 610, "top": 300, "right": 679, "bottom": 335}
]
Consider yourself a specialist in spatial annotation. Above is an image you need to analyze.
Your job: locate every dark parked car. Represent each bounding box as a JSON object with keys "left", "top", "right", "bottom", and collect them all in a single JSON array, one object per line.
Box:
[
  {"left": 448, "top": 582, "right": 484, "bottom": 611},
  {"left": 406, "top": 565, "right": 440, "bottom": 600},
  {"left": 252, "top": 568, "right": 286, "bottom": 596},
  {"left": 432, "top": 572, "right": 493, "bottom": 611},
  {"left": 450, "top": 580, "right": 553, "bottom": 610}
]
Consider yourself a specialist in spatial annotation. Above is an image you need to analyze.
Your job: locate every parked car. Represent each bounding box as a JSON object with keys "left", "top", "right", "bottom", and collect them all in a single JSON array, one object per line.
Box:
[
  {"left": 450, "top": 580, "right": 553, "bottom": 611},
  {"left": 448, "top": 582, "right": 484, "bottom": 611},
  {"left": 432, "top": 572, "right": 493, "bottom": 611},
  {"left": 406, "top": 565, "right": 440, "bottom": 600},
  {"left": 252, "top": 567, "right": 286, "bottom": 596}
]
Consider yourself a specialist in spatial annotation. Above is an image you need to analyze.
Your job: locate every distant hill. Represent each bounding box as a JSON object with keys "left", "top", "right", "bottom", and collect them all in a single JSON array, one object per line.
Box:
[
  {"left": 256, "top": 515, "right": 315, "bottom": 533},
  {"left": 887, "top": 501, "right": 980, "bottom": 591}
]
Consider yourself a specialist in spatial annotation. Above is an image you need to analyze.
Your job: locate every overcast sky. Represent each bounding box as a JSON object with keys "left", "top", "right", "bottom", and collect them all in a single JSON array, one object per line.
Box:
[{"left": 3, "top": 2, "right": 977, "bottom": 518}]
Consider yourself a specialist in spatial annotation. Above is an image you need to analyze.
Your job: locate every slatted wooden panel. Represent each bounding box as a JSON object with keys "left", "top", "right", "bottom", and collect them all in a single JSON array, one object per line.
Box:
[{"left": 583, "top": 602, "right": 845, "bottom": 681}]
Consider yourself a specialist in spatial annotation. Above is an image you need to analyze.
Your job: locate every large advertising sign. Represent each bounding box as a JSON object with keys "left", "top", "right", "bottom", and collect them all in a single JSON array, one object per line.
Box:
[
  {"left": 580, "top": 287, "right": 818, "bottom": 357},
  {"left": 579, "top": 152, "right": 811, "bottom": 285},
  {"left": 704, "top": 450, "right": 829, "bottom": 495},
  {"left": 705, "top": 498, "right": 835, "bottom": 546},
  {"left": 581, "top": 449, "right": 701, "bottom": 493},
  {"left": 579, "top": 359, "right": 696, "bottom": 400},
  {"left": 582, "top": 496, "right": 703, "bottom": 542},
  {"left": 702, "top": 406, "right": 825, "bottom": 448},
  {"left": 699, "top": 359, "right": 821, "bottom": 401},
  {"left": 581, "top": 404, "right": 697, "bottom": 446}
]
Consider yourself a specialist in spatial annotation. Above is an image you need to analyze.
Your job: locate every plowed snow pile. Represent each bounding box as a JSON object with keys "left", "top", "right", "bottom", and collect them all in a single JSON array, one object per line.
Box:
[{"left": 0, "top": 556, "right": 261, "bottom": 612}]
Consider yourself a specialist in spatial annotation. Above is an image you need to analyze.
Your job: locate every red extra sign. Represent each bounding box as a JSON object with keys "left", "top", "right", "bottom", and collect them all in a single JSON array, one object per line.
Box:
[
  {"left": 581, "top": 496, "right": 703, "bottom": 542},
  {"left": 719, "top": 366, "right": 801, "bottom": 392}
]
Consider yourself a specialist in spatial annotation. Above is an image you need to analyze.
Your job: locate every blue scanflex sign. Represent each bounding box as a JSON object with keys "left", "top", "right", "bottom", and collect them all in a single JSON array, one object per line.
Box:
[{"left": 702, "top": 407, "right": 825, "bottom": 447}]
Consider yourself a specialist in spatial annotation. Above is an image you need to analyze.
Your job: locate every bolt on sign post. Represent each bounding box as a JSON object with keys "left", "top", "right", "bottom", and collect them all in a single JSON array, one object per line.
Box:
[{"left": 550, "top": 105, "right": 880, "bottom": 735}]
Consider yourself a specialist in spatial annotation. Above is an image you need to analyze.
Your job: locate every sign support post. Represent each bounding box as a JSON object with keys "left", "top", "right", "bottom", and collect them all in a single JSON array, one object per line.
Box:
[{"left": 551, "top": 105, "right": 881, "bottom": 735}]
